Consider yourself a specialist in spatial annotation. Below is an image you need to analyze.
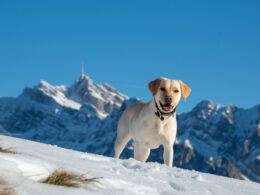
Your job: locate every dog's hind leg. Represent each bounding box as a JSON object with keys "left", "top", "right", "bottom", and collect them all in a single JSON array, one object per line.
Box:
[{"left": 134, "top": 142, "right": 150, "bottom": 162}]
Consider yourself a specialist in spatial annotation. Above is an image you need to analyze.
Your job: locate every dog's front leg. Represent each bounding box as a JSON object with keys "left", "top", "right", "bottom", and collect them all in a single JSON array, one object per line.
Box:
[{"left": 163, "top": 144, "right": 173, "bottom": 167}]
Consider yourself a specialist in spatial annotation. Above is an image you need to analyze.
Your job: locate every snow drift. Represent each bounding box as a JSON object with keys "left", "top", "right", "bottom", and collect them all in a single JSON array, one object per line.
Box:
[{"left": 0, "top": 135, "right": 259, "bottom": 195}]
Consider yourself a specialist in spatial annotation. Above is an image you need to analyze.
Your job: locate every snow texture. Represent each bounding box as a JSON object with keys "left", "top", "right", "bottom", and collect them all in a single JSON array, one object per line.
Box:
[{"left": 0, "top": 135, "right": 259, "bottom": 195}]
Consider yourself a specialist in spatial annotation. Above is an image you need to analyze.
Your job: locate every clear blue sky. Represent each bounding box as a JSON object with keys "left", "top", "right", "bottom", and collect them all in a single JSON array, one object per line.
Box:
[{"left": 0, "top": 0, "right": 259, "bottom": 112}]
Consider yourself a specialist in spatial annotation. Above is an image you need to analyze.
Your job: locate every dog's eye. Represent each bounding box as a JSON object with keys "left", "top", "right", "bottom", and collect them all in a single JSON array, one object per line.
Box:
[
  {"left": 160, "top": 87, "right": 166, "bottom": 92},
  {"left": 174, "top": 89, "right": 179, "bottom": 93}
]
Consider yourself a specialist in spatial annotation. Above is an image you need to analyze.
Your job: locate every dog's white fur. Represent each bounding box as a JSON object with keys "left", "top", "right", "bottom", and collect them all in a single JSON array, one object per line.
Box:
[{"left": 114, "top": 77, "right": 191, "bottom": 166}]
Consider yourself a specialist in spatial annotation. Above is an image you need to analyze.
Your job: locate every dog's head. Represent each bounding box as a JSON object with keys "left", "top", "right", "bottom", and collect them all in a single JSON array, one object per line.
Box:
[{"left": 148, "top": 77, "right": 191, "bottom": 113}]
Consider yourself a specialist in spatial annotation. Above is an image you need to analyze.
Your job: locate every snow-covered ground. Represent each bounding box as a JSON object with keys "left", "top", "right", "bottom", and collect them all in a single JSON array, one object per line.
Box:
[{"left": 0, "top": 135, "right": 259, "bottom": 195}]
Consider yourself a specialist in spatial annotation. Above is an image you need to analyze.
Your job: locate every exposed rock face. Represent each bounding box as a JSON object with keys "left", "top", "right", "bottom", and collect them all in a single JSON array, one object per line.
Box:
[
  {"left": 174, "top": 101, "right": 260, "bottom": 182},
  {"left": 68, "top": 75, "right": 127, "bottom": 115},
  {"left": 0, "top": 76, "right": 259, "bottom": 182}
]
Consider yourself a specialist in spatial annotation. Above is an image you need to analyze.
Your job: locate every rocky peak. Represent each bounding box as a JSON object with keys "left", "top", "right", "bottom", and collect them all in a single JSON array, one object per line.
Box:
[
  {"left": 190, "top": 100, "right": 223, "bottom": 120},
  {"left": 68, "top": 75, "right": 128, "bottom": 116},
  {"left": 20, "top": 74, "right": 128, "bottom": 117}
]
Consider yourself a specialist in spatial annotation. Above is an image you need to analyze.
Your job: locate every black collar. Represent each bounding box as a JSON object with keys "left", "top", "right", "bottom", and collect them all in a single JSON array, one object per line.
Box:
[{"left": 154, "top": 100, "right": 177, "bottom": 121}]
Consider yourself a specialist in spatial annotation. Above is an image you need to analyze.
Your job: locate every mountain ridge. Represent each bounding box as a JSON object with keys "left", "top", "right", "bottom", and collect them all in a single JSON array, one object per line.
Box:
[{"left": 0, "top": 75, "right": 259, "bottom": 183}]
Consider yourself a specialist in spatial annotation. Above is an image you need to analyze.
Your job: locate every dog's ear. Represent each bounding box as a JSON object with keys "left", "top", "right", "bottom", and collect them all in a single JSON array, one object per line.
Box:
[
  {"left": 148, "top": 78, "right": 161, "bottom": 96},
  {"left": 179, "top": 80, "right": 191, "bottom": 100}
]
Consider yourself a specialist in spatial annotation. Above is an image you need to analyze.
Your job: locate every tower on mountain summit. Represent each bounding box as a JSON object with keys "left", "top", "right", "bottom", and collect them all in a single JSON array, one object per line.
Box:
[{"left": 81, "top": 64, "right": 85, "bottom": 80}]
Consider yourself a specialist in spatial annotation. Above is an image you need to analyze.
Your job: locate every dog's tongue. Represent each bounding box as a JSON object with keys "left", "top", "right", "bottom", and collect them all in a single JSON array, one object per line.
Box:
[{"left": 163, "top": 105, "right": 172, "bottom": 112}]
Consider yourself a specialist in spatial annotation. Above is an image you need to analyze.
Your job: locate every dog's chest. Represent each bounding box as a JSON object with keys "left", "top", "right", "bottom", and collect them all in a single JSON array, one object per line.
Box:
[
  {"left": 152, "top": 119, "right": 172, "bottom": 134},
  {"left": 143, "top": 125, "right": 170, "bottom": 149},
  {"left": 138, "top": 119, "right": 175, "bottom": 148}
]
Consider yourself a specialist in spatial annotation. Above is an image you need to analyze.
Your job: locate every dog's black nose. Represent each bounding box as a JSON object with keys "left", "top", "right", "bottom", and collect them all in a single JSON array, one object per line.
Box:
[{"left": 165, "top": 96, "right": 172, "bottom": 104}]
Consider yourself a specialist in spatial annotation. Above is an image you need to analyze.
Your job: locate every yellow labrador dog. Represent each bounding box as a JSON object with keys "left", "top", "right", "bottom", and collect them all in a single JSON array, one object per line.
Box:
[{"left": 114, "top": 77, "right": 191, "bottom": 167}]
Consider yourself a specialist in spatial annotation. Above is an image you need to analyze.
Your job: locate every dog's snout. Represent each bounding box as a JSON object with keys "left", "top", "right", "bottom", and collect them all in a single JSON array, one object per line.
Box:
[{"left": 164, "top": 96, "right": 172, "bottom": 104}]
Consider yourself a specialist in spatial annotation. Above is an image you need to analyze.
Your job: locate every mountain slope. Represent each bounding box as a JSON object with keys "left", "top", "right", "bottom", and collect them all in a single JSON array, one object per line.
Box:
[
  {"left": 0, "top": 135, "right": 259, "bottom": 195},
  {"left": 175, "top": 101, "right": 260, "bottom": 182},
  {"left": 20, "top": 74, "right": 128, "bottom": 117},
  {"left": 0, "top": 75, "right": 259, "bottom": 183}
]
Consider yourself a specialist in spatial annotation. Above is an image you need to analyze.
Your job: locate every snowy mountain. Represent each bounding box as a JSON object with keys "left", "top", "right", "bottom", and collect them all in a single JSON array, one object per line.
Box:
[
  {"left": 0, "top": 75, "right": 259, "bottom": 183},
  {"left": 20, "top": 74, "right": 128, "bottom": 117},
  {"left": 1, "top": 135, "right": 259, "bottom": 195},
  {"left": 175, "top": 101, "right": 260, "bottom": 182},
  {"left": 0, "top": 74, "right": 136, "bottom": 155}
]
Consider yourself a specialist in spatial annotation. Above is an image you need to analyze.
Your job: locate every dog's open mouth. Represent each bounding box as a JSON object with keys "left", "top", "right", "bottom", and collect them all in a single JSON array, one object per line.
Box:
[{"left": 159, "top": 101, "right": 174, "bottom": 112}]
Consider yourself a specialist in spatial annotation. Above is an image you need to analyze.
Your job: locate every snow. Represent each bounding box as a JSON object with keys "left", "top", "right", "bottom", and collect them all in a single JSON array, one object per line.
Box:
[
  {"left": 39, "top": 80, "right": 81, "bottom": 110},
  {"left": 0, "top": 135, "right": 259, "bottom": 195},
  {"left": 184, "top": 139, "right": 193, "bottom": 149}
]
